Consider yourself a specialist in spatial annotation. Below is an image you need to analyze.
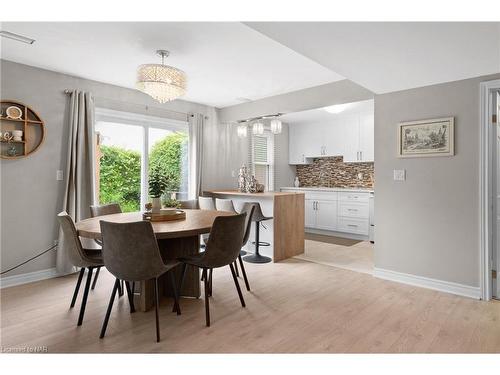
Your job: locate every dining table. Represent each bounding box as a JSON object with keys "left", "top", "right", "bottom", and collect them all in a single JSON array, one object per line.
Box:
[{"left": 75, "top": 209, "right": 233, "bottom": 312}]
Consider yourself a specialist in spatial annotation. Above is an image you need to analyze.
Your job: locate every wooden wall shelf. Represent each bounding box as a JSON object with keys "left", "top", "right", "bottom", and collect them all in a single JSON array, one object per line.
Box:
[{"left": 0, "top": 100, "right": 45, "bottom": 159}]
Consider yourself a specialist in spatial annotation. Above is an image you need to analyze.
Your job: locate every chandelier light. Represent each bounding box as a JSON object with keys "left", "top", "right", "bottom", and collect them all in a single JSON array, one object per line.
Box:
[
  {"left": 270, "top": 118, "right": 282, "bottom": 134},
  {"left": 252, "top": 121, "right": 264, "bottom": 135},
  {"left": 237, "top": 124, "right": 248, "bottom": 138},
  {"left": 136, "top": 50, "right": 187, "bottom": 103}
]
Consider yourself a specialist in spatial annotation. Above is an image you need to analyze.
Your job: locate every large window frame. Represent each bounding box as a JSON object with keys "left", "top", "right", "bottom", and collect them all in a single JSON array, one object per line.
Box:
[
  {"left": 250, "top": 129, "right": 274, "bottom": 191},
  {"left": 94, "top": 108, "right": 189, "bottom": 210}
]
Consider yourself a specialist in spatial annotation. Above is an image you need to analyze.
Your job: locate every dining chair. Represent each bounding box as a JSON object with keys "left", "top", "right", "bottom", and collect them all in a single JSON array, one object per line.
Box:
[
  {"left": 237, "top": 203, "right": 256, "bottom": 291},
  {"left": 57, "top": 212, "right": 105, "bottom": 326},
  {"left": 178, "top": 199, "right": 198, "bottom": 209},
  {"left": 89, "top": 203, "right": 123, "bottom": 291},
  {"left": 215, "top": 198, "right": 236, "bottom": 213},
  {"left": 177, "top": 213, "right": 247, "bottom": 327},
  {"left": 198, "top": 196, "right": 216, "bottom": 210},
  {"left": 243, "top": 202, "right": 273, "bottom": 264},
  {"left": 99, "top": 220, "right": 181, "bottom": 342}
]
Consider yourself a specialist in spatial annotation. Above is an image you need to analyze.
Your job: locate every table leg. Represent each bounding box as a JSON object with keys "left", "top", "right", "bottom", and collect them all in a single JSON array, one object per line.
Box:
[{"left": 138, "top": 235, "right": 201, "bottom": 312}]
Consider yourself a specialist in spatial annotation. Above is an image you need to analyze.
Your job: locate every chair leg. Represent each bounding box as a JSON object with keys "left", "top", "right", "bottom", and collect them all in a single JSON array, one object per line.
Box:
[
  {"left": 229, "top": 263, "right": 246, "bottom": 308},
  {"left": 169, "top": 271, "right": 181, "bottom": 315},
  {"left": 208, "top": 268, "right": 213, "bottom": 297},
  {"left": 91, "top": 266, "right": 101, "bottom": 290},
  {"left": 118, "top": 279, "right": 124, "bottom": 297},
  {"left": 238, "top": 255, "right": 251, "bottom": 291},
  {"left": 99, "top": 278, "right": 120, "bottom": 339},
  {"left": 124, "top": 281, "right": 136, "bottom": 313},
  {"left": 70, "top": 268, "right": 85, "bottom": 308},
  {"left": 178, "top": 263, "right": 188, "bottom": 296},
  {"left": 77, "top": 267, "right": 94, "bottom": 326},
  {"left": 154, "top": 277, "right": 160, "bottom": 342},
  {"left": 234, "top": 261, "right": 240, "bottom": 276},
  {"left": 203, "top": 269, "right": 210, "bottom": 327}
]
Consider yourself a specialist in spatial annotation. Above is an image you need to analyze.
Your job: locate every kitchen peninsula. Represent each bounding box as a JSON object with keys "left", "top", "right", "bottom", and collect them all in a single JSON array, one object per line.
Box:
[{"left": 205, "top": 190, "right": 305, "bottom": 262}]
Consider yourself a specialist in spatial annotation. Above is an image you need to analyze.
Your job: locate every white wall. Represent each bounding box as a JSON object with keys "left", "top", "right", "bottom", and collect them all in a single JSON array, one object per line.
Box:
[
  {"left": 374, "top": 72, "right": 500, "bottom": 288},
  {"left": 0, "top": 60, "right": 224, "bottom": 277}
]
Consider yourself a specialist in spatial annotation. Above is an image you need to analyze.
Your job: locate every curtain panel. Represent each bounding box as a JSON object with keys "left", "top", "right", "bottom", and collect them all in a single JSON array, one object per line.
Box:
[{"left": 188, "top": 113, "right": 204, "bottom": 199}]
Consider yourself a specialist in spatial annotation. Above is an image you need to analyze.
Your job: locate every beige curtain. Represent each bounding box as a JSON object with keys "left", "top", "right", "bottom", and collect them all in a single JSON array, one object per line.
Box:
[
  {"left": 188, "top": 113, "right": 204, "bottom": 199},
  {"left": 56, "top": 90, "right": 96, "bottom": 274}
]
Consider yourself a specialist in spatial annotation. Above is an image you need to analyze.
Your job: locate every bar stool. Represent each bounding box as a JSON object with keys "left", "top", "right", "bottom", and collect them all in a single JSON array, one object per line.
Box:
[{"left": 243, "top": 202, "right": 272, "bottom": 264}]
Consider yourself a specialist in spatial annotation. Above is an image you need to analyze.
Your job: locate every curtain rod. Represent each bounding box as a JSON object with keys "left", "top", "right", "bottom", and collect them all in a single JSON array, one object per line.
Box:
[{"left": 63, "top": 89, "right": 194, "bottom": 118}]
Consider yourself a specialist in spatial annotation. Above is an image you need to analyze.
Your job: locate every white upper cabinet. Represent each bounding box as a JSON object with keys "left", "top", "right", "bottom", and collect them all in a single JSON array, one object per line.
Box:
[{"left": 358, "top": 113, "right": 374, "bottom": 162}]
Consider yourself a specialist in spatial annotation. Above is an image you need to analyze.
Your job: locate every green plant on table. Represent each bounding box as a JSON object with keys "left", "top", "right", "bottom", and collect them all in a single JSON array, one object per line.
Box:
[{"left": 148, "top": 165, "right": 168, "bottom": 198}]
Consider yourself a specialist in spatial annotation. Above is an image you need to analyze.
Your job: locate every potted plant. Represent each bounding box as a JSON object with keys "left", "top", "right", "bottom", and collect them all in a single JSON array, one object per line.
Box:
[{"left": 148, "top": 165, "right": 167, "bottom": 213}]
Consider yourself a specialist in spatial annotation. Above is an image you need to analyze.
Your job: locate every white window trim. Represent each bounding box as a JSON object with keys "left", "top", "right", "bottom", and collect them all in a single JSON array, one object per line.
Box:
[
  {"left": 250, "top": 130, "right": 275, "bottom": 191},
  {"left": 95, "top": 107, "right": 189, "bottom": 210}
]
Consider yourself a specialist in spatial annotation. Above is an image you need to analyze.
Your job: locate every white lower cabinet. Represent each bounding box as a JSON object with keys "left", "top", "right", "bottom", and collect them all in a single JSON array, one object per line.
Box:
[
  {"left": 315, "top": 200, "right": 338, "bottom": 231},
  {"left": 305, "top": 199, "right": 317, "bottom": 228}
]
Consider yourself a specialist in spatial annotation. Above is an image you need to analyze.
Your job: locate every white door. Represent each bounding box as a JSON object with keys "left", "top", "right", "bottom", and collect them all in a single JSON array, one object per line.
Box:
[
  {"left": 305, "top": 199, "right": 317, "bottom": 228},
  {"left": 359, "top": 113, "right": 374, "bottom": 162},
  {"left": 341, "top": 115, "right": 360, "bottom": 162},
  {"left": 315, "top": 200, "right": 338, "bottom": 231}
]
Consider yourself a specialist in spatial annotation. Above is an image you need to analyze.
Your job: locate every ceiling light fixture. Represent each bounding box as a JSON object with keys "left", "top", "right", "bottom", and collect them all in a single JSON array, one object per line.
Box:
[
  {"left": 252, "top": 121, "right": 264, "bottom": 135},
  {"left": 270, "top": 118, "right": 282, "bottom": 134},
  {"left": 0, "top": 30, "right": 35, "bottom": 44},
  {"left": 323, "top": 103, "right": 351, "bottom": 114},
  {"left": 136, "top": 50, "right": 187, "bottom": 103},
  {"left": 237, "top": 124, "right": 248, "bottom": 138}
]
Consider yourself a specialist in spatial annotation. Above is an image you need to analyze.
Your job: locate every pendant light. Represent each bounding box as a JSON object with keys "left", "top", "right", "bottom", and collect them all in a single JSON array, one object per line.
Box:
[
  {"left": 270, "top": 118, "right": 282, "bottom": 134},
  {"left": 252, "top": 121, "right": 264, "bottom": 135},
  {"left": 237, "top": 124, "right": 248, "bottom": 138},
  {"left": 136, "top": 50, "right": 187, "bottom": 103}
]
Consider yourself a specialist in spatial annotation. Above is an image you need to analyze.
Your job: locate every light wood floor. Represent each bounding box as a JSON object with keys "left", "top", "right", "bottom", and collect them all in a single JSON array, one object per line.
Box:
[
  {"left": 1, "top": 259, "right": 500, "bottom": 353},
  {"left": 296, "top": 239, "right": 374, "bottom": 274}
]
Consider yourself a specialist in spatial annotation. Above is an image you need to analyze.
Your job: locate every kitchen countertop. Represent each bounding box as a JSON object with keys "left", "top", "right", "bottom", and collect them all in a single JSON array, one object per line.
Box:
[
  {"left": 281, "top": 186, "right": 374, "bottom": 193},
  {"left": 206, "top": 190, "right": 305, "bottom": 198}
]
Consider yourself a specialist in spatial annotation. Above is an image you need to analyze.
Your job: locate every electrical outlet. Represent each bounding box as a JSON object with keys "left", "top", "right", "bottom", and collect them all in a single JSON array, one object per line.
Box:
[{"left": 393, "top": 169, "right": 406, "bottom": 181}]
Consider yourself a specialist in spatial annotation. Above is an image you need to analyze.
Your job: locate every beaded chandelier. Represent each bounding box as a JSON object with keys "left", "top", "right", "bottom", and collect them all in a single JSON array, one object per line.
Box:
[{"left": 136, "top": 50, "right": 186, "bottom": 103}]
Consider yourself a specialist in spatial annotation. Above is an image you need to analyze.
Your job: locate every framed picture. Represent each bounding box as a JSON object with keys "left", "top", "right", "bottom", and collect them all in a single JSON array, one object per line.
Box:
[{"left": 397, "top": 117, "right": 454, "bottom": 158}]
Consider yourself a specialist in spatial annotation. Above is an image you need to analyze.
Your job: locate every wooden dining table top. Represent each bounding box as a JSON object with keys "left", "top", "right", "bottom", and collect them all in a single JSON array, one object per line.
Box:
[{"left": 75, "top": 209, "right": 233, "bottom": 240}]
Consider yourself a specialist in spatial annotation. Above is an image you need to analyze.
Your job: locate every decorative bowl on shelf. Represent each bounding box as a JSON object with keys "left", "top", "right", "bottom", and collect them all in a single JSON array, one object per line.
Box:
[{"left": 6, "top": 106, "right": 23, "bottom": 120}]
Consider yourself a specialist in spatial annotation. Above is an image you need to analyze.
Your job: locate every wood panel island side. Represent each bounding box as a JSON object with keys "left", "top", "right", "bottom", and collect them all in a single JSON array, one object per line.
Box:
[{"left": 205, "top": 190, "right": 305, "bottom": 262}]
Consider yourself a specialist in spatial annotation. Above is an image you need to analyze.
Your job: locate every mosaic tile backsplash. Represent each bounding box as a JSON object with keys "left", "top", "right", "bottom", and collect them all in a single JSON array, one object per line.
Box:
[{"left": 296, "top": 156, "right": 374, "bottom": 188}]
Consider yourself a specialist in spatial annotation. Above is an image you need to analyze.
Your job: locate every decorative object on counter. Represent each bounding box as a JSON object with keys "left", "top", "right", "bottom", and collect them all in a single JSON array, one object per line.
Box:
[
  {"left": 0, "top": 100, "right": 45, "bottom": 159},
  {"left": 246, "top": 175, "right": 258, "bottom": 193},
  {"left": 296, "top": 156, "right": 374, "bottom": 188},
  {"left": 144, "top": 202, "right": 153, "bottom": 213},
  {"left": 398, "top": 117, "right": 454, "bottom": 158},
  {"left": 238, "top": 164, "right": 249, "bottom": 192},
  {"left": 6, "top": 105, "right": 22, "bottom": 119},
  {"left": 142, "top": 208, "right": 186, "bottom": 222},
  {"left": 237, "top": 163, "right": 264, "bottom": 193},
  {"left": 148, "top": 165, "right": 168, "bottom": 213},
  {"left": 294, "top": 176, "right": 300, "bottom": 187},
  {"left": 256, "top": 183, "right": 265, "bottom": 193},
  {"left": 163, "top": 197, "right": 182, "bottom": 209}
]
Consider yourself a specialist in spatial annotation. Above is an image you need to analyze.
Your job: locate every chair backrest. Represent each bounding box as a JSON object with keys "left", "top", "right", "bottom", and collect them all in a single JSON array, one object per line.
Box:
[
  {"left": 90, "top": 203, "right": 122, "bottom": 218},
  {"left": 198, "top": 196, "right": 215, "bottom": 210},
  {"left": 204, "top": 213, "right": 247, "bottom": 268},
  {"left": 178, "top": 199, "right": 198, "bottom": 209},
  {"left": 250, "top": 202, "right": 268, "bottom": 222},
  {"left": 57, "top": 212, "right": 92, "bottom": 268},
  {"left": 99, "top": 220, "right": 166, "bottom": 281},
  {"left": 215, "top": 198, "right": 236, "bottom": 213},
  {"left": 240, "top": 203, "right": 256, "bottom": 246}
]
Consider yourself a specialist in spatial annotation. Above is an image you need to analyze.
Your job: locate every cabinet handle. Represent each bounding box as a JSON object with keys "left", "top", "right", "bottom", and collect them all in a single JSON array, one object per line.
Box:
[
  {"left": 347, "top": 224, "right": 358, "bottom": 228},
  {"left": 347, "top": 208, "right": 358, "bottom": 212}
]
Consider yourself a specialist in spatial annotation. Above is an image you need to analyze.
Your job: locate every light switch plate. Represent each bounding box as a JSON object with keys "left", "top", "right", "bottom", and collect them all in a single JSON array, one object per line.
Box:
[
  {"left": 56, "top": 170, "right": 63, "bottom": 181},
  {"left": 393, "top": 169, "right": 406, "bottom": 181}
]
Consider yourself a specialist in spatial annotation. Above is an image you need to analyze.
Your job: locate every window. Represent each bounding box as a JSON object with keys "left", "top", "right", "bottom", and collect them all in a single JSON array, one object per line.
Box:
[
  {"left": 94, "top": 108, "right": 189, "bottom": 212},
  {"left": 250, "top": 131, "right": 274, "bottom": 191}
]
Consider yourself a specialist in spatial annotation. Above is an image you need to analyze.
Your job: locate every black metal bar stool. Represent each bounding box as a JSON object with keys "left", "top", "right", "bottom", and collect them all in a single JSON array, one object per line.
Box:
[{"left": 243, "top": 202, "right": 272, "bottom": 264}]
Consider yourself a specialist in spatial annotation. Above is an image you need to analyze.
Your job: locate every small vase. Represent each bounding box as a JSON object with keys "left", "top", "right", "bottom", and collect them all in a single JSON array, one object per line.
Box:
[
  {"left": 294, "top": 177, "right": 300, "bottom": 187},
  {"left": 151, "top": 197, "right": 162, "bottom": 213}
]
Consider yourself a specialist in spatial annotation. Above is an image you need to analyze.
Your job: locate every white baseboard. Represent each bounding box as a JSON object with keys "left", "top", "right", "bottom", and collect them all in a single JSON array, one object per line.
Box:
[
  {"left": 306, "top": 228, "right": 369, "bottom": 241},
  {"left": 373, "top": 267, "right": 481, "bottom": 299},
  {"left": 0, "top": 267, "right": 59, "bottom": 289}
]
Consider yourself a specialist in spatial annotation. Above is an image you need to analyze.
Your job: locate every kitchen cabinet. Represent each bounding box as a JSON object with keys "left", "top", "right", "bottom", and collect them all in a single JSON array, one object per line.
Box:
[
  {"left": 305, "top": 199, "right": 316, "bottom": 227},
  {"left": 315, "top": 200, "right": 338, "bottom": 231}
]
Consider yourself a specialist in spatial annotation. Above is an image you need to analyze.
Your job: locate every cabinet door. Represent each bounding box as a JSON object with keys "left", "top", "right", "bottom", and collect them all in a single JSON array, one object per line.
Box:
[
  {"left": 315, "top": 200, "right": 337, "bottom": 231},
  {"left": 305, "top": 199, "right": 316, "bottom": 228},
  {"left": 340, "top": 115, "right": 360, "bottom": 162},
  {"left": 289, "top": 124, "right": 312, "bottom": 164},
  {"left": 320, "top": 119, "right": 344, "bottom": 157},
  {"left": 359, "top": 113, "right": 374, "bottom": 162}
]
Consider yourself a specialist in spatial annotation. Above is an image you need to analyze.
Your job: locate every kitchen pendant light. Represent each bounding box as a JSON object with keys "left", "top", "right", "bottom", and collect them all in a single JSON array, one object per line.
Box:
[
  {"left": 237, "top": 124, "right": 248, "bottom": 138},
  {"left": 252, "top": 121, "right": 264, "bottom": 135},
  {"left": 270, "top": 118, "right": 282, "bottom": 134},
  {"left": 136, "top": 50, "right": 187, "bottom": 103}
]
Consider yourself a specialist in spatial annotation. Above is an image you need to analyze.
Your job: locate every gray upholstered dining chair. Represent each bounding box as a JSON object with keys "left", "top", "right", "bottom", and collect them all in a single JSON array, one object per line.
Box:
[
  {"left": 89, "top": 203, "right": 123, "bottom": 291},
  {"left": 215, "top": 198, "right": 236, "bottom": 213},
  {"left": 178, "top": 199, "right": 198, "bottom": 209},
  {"left": 99, "top": 220, "right": 181, "bottom": 342},
  {"left": 57, "top": 212, "right": 105, "bottom": 326},
  {"left": 237, "top": 203, "right": 256, "bottom": 291},
  {"left": 198, "top": 196, "right": 216, "bottom": 210},
  {"left": 177, "top": 213, "right": 247, "bottom": 327}
]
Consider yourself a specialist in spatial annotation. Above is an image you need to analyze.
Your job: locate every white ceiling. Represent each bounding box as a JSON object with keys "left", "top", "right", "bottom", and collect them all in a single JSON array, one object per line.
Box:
[
  {"left": 0, "top": 22, "right": 343, "bottom": 108},
  {"left": 246, "top": 22, "right": 500, "bottom": 94},
  {"left": 281, "top": 99, "right": 374, "bottom": 125}
]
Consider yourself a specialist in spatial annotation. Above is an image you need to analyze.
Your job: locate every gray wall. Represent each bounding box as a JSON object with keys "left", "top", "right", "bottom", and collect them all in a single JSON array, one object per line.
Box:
[
  {"left": 218, "top": 80, "right": 374, "bottom": 122},
  {"left": 274, "top": 123, "right": 296, "bottom": 189},
  {"left": 0, "top": 60, "right": 231, "bottom": 277},
  {"left": 374, "top": 72, "right": 500, "bottom": 287}
]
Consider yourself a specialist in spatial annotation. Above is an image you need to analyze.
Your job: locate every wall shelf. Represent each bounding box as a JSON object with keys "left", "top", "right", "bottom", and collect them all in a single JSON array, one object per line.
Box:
[{"left": 0, "top": 100, "right": 45, "bottom": 159}]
